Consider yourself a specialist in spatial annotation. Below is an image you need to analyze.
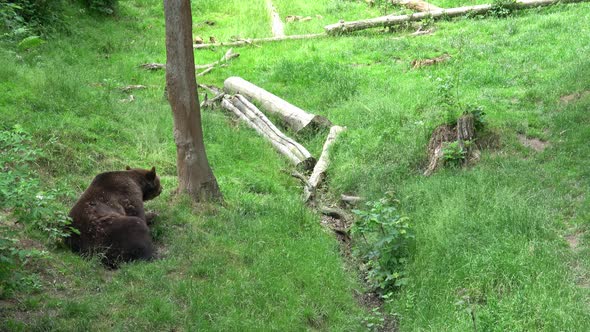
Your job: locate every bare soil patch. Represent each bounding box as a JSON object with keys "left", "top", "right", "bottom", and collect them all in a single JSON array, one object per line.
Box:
[{"left": 517, "top": 134, "right": 549, "bottom": 152}]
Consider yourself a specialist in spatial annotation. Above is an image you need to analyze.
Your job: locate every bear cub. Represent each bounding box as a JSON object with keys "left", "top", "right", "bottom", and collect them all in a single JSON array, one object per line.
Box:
[{"left": 66, "top": 166, "right": 162, "bottom": 267}]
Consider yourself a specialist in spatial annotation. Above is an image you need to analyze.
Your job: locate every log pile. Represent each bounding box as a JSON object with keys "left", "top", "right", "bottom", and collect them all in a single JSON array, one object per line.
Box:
[{"left": 224, "top": 77, "right": 332, "bottom": 133}]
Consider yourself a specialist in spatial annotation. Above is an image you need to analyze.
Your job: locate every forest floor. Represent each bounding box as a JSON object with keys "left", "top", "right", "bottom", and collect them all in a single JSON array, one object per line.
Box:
[{"left": 1, "top": 0, "right": 590, "bottom": 331}]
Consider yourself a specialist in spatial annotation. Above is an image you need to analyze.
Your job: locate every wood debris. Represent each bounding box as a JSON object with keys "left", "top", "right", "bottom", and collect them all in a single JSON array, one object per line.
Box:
[{"left": 411, "top": 53, "right": 450, "bottom": 69}]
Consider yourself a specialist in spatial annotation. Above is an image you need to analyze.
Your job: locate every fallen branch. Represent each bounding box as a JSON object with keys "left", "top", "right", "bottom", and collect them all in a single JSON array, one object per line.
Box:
[
  {"left": 393, "top": 0, "right": 443, "bottom": 12},
  {"left": 325, "top": 0, "right": 587, "bottom": 34},
  {"left": 411, "top": 53, "right": 450, "bottom": 68},
  {"left": 224, "top": 76, "right": 332, "bottom": 133},
  {"left": 221, "top": 95, "right": 316, "bottom": 171},
  {"left": 194, "top": 33, "right": 326, "bottom": 49},
  {"left": 119, "top": 85, "right": 147, "bottom": 92},
  {"left": 304, "top": 126, "right": 346, "bottom": 202},
  {"left": 140, "top": 63, "right": 165, "bottom": 70},
  {"left": 341, "top": 194, "right": 364, "bottom": 205}
]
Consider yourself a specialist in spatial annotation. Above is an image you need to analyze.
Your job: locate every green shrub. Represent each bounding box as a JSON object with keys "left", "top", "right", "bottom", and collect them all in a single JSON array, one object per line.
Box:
[
  {"left": 0, "top": 125, "right": 75, "bottom": 297},
  {"left": 0, "top": 0, "right": 63, "bottom": 38},
  {"left": 351, "top": 192, "right": 414, "bottom": 293},
  {"left": 82, "top": 0, "right": 117, "bottom": 15}
]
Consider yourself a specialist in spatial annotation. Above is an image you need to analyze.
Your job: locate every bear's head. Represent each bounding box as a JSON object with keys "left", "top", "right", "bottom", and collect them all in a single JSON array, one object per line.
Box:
[{"left": 126, "top": 166, "right": 162, "bottom": 201}]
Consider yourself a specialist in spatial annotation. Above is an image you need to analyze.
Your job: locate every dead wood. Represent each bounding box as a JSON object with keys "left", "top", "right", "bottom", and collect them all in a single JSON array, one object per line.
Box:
[
  {"left": 341, "top": 194, "right": 364, "bottom": 205},
  {"left": 224, "top": 76, "right": 332, "bottom": 133},
  {"left": 411, "top": 53, "right": 450, "bottom": 68},
  {"left": 194, "top": 33, "right": 326, "bottom": 49},
  {"left": 120, "top": 84, "right": 147, "bottom": 92},
  {"left": 393, "top": 0, "right": 443, "bottom": 11},
  {"left": 424, "top": 124, "right": 455, "bottom": 176},
  {"left": 304, "top": 126, "right": 346, "bottom": 202},
  {"left": 140, "top": 63, "right": 166, "bottom": 70},
  {"left": 325, "top": 0, "right": 587, "bottom": 34},
  {"left": 424, "top": 114, "right": 481, "bottom": 176},
  {"left": 221, "top": 95, "right": 316, "bottom": 171}
]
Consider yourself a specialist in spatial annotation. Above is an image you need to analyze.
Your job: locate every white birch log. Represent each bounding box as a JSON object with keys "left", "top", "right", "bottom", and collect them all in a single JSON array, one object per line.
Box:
[
  {"left": 194, "top": 33, "right": 326, "bottom": 49},
  {"left": 304, "top": 126, "right": 346, "bottom": 202},
  {"left": 221, "top": 95, "right": 316, "bottom": 171},
  {"left": 224, "top": 76, "right": 331, "bottom": 133},
  {"left": 325, "top": 0, "right": 586, "bottom": 34}
]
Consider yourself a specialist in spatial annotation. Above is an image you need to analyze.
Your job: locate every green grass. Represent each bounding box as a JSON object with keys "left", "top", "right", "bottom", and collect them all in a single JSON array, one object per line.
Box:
[{"left": 2, "top": 0, "right": 590, "bottom": 330}]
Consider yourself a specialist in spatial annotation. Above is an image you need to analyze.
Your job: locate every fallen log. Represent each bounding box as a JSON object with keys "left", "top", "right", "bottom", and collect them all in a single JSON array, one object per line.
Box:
[
  {"left": 224, "top": 77, "right": 332, "bottom": 133},
  {"left": 141, "top": 48, "right": 239, "bottom": 73},
  {"left": 325, "top": 0, "right": 586, "bottom": 34},
  {"left": 221, "top": 94, "right": 316, "bottom": 171},
  {"left": 194, "top": 33, "right": 326, "bottom": 49},
  {"left": 393, "top": 0, "right": 443, "bottom": 11},
  {"left": 341, "top": 194, "right": 364, "bottom": 205},
  {"left": 304, "top": 126, "right": 346, "bottom": 202}
]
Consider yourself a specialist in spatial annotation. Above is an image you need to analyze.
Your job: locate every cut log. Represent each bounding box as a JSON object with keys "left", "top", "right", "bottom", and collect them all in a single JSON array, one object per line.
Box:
[
  {"left": 224, "top": 77, "right": 332, "bottom": 133},
  {"left": 194, "top": 33, "right": 326, "bottom": 49},
  {"left": 221, "top": 95, "right": 316, "bottom": 171},
  {"left": 325, "top": 0, "right": 586, "bottom": 34},
  {"left": 393, "top": 0, "right": 443, "bottom": 11},
  {"left": 304, "top": 126, "right": 346, "bottom": 202}
]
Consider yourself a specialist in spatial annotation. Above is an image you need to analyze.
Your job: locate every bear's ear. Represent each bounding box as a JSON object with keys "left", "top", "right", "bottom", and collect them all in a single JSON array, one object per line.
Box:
[
  {"left": 147, "top": 166, "right": 156, "bottom": 180},
  {"left": 126, "top": 165, "right": 132, "bottom": 170}
]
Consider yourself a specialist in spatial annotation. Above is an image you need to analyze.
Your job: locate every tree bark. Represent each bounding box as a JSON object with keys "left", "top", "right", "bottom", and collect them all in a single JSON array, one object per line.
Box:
[
  {"left": 224, "top": 76, "right": 332, "bottom": 133},
  {"left": 325, "top": 0, "right": 586, "bottom": 34},
  {"left": 164, "top": 0, "right": 222, "bottom": 202},
  {"left": 221, "top": 95, "right": 316, "bottom": 171},
  {"left": 266, "top": 0, "right": 285, "bottom": 37}
]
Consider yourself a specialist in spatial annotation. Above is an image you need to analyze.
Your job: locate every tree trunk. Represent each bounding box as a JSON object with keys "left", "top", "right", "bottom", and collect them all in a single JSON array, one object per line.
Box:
[
  {"left": 224, "top": 76, "right": 332, "bottom": 133},
  {"left": 325, "top": 0, "right": 586, "bottom": 34},
  {"left": 164, "top": 0, "right": 222, "bottom": 202}
]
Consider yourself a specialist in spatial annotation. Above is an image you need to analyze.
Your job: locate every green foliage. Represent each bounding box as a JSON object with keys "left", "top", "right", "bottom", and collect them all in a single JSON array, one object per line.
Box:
[
  {"left": 0, "top": 0, "right": 63, "bottom": 39},
  {"left": 82, "top": 0, "right": 118, "bottom": 15},
  {"left": 0, "top": 125, "right": 75, "bottom": 243},
  {"left": 490, "top": 0, "right": 517, "bottom": 18},
  {"left": 442, "top": 140, "right": 472, "bottom": 164},
  {"left": 352, "top": 192, "right": 413, "bottom": 292},
  {"left": 17, "top": 34, "right": 44, "bottom": 50},
  {"left": 0, "top": 227, "right": 47, "bottom": 298}
]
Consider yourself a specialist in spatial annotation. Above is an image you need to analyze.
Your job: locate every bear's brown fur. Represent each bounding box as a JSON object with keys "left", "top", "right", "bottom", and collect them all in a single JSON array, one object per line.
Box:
[{"left": 66, "top": 166, "right": 162, "bottom": 267}]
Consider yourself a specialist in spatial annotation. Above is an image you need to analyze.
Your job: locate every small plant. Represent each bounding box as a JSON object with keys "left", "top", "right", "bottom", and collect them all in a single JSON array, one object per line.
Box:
[
  {"left": 363, "top": 307, "right": 386, "bottom": 331},
  {"left": 464, "top": 105, "right": 486, "bottom": 130},
  {"left": 490, "top": 0, "right": 517, "bottom": 18},
  {"left": 352, "top": 192, "right": 413, "bottom": 292},
  {"left": 442, "top": 140, "right": 473, "bottom": 165}
]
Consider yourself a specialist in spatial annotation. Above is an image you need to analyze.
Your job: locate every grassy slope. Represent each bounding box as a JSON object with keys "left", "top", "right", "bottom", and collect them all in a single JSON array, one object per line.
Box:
[{"left": 2, "top": 0, "right": 590, "bottom": 331}]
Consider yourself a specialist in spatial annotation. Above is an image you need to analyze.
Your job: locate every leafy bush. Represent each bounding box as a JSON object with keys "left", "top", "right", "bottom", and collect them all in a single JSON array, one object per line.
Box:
[
  {"left": 0, "top": 0, "right": 63, "bottom": 39},
  {"left": 490, "top": 0, "right": 517, "bottom": 18},
  {"left": 442, "top": 140, "right": 473, "bottom": 165},
  {"left": 0, "top": 125, "right": 75, "bottom": 297},
  {"left": 351, "top": 192, "right": 413, "bottom": 292},
  {"left": 82, "top": 0, "right": 117, "bottom": 15}
]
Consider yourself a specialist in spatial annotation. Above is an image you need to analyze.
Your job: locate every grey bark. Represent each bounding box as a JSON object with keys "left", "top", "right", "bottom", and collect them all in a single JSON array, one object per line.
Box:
[{"left": 164, "top": 0, "right": 222, "bottom": 202}]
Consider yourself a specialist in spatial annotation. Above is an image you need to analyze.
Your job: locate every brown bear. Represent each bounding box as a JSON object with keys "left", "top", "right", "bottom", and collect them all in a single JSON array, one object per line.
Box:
[{"left": 66, "top": 166, "right": 162, "bottom": 267}]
